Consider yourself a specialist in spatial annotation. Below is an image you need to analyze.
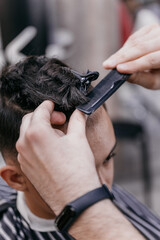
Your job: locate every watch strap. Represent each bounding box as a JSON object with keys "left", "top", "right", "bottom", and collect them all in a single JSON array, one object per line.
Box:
[
  {"left": 68, "top": 184, "right": 114, "bottom": 216},
  {"left": 55, "top": 184, "right": 114, "bottom": 232}
]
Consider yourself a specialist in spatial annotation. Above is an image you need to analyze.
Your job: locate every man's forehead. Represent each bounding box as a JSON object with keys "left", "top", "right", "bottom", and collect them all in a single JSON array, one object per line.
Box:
[{"left": 86, "top": 105, "right": 108, "bottom": 128}]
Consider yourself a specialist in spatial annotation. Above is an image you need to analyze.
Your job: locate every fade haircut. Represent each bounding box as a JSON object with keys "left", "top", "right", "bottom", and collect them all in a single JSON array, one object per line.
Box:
[{"left": 0, "top": 56, "right": 89, "bottom": 157}]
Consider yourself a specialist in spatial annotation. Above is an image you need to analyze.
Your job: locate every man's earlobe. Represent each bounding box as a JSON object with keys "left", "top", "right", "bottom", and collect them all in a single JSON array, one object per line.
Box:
[{"left": 0, "top": 166, "right": 27, "bottom": 191}]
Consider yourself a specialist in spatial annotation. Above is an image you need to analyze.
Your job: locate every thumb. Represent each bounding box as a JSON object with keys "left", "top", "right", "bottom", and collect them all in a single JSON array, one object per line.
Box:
[{"left": 67, "top": 109, "right": 88, "bottom": 136}]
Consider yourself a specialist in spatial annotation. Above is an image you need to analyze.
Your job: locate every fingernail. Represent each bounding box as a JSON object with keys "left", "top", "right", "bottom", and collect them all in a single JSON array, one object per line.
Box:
[{"left": 103, "top": 59, "right": 116, "bottom": 68}]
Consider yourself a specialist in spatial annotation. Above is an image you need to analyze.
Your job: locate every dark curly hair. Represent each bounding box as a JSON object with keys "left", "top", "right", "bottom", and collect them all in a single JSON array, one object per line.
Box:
[{"left": 0, "top": 56, "right": 89, "bottom": 156}]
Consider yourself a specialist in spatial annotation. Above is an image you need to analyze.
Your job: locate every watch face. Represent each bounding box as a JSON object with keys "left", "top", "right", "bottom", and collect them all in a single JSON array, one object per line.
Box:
[{"left": 55, "top": 205, "right": 76, "bottom": 231}]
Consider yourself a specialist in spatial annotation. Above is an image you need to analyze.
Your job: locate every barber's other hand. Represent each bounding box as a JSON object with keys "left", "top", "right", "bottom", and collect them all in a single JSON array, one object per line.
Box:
[
  {"left": 103, "top": 24, "right": 160, "bottom": 90},
  {"left": 16, "top": 101, "right": 100, "bottom": 214}
]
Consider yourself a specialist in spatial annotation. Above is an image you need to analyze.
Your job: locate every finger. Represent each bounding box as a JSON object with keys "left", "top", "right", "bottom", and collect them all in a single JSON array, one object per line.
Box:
[
  {"left": 16, "top": 113, "right": 32, "bottom": 152},
  {"left": 117, "top": 51, "right": 160, "bottom": 73},
  {"left": 51, "top": 111, "right": 66, "bottom": 125},
  {"left": 124, "top": 23, "right": 160, "bottom": 44},
  {"left": 27, "top": 100, "right": 61, "bottom": 142},
  {"left": 67, "top": 109, "right": 88, "bottom": 136},
  {"left": 103, "top": 37, "right": 160, "bottom": 69},
  {"left": 103, "top": 24, "right": 160, "bottom": 68},
  {"left": 128, "top": 71, "right": 160, "bottom": 89},
  {"left": 20, "top": 113, "right": 32, "bottom": 139},
  {"left": 31, "top": 100, "right": 55, "bottom": 127}
]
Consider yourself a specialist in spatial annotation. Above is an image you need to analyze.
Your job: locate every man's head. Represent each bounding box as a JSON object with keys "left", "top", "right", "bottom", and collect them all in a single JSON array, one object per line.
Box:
[
  {"left": 0, "top": 56, "right": 116, "bottom": 218},
  {"left": 0, "top": 56, "right": 89, "bottom": 157}
]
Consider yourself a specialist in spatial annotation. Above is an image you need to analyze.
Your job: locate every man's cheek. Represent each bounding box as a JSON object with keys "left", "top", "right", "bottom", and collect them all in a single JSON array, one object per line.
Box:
[{"left": 98, "top": 161, "right": 114, "bottom": 189}]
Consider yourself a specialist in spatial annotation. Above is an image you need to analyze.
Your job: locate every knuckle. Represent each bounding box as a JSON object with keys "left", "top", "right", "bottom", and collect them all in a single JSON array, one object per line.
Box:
[
  {"left": 22, "top": 113, "right": 32, "bottom": 122},
  {"left": 116, "top": 49, "right": 128, "bottom": 60},
  {"left": 129, "top": 37, "right": 140, "bottom": 48},
  {"left": 26, "top": 127, "right": 40, "bottom": 141},
  {"left": 128, "top": 36, "right": 148, "bottom": 53},
  {"left": 16, "top": 140, "right": 22, "bottom": 152},
  {"left": 16, "top": 139, "right": 26, "bottom": 154}
]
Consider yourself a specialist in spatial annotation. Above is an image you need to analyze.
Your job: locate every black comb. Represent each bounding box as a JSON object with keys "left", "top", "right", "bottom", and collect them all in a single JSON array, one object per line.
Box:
[{"left": 77, "top": 69, "right": 130, "bottom": 114}]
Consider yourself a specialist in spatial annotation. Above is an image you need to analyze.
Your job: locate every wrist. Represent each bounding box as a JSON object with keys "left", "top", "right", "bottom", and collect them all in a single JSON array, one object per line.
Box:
[
  {"left": 50, "top": 172, "right": 101, "bottom": 215},
  {"left": 55, "top": 179, "right": 101, "bottom": 215},
  {"left": 55, "top": 184, "right": 114, "bottom": 232}
]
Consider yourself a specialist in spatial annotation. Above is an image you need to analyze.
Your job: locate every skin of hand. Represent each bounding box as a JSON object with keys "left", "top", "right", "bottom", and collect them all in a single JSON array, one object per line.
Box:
[
  {"left": 50, "top": 110, "right": 66, "bottom": 125},
  {"left": 16, "top": 101, "right": 145, "bottom": 240},
  {"left": 103, "top": 24, "right": 160, "bottom": 90},
  {"left": 16, "top": 100, "right": 101, "bottom": 215}
]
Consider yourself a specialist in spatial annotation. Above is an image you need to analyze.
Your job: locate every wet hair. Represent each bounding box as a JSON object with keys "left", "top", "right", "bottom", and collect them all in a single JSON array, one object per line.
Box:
[{"left": 0, "top": 56, "right": 89, "bottom": 157}]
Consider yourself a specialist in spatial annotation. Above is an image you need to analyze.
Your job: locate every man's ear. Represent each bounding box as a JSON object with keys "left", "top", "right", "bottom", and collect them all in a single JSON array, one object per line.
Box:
[{"left": 0, "top": 165, "right": 27, "bottom": 191}]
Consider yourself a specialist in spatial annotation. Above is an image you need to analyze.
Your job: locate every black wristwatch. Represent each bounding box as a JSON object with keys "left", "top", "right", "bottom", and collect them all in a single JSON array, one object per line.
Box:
[{"left": 55, "top": 184, "right": 114, "bottom": 232}]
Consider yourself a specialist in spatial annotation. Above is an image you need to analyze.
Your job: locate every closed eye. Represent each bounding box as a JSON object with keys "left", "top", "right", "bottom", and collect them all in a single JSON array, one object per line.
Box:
[
  {"left": 103, "top": 142, "right": 117, "bottom": 164},
  {"left": 105, "top": 152, "right": 116, "bottom": 162}
]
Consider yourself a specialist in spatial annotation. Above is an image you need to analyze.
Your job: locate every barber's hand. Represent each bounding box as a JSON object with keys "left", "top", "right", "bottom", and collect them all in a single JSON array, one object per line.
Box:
[
  {"left": 16, "top": 101, "right": 100, "bottom": 214},
  {"left": 103, "top": 24, "right": 160, "bottom": 90},
  {"left": 50, "top": 109, "right": 66, "bottom": 125}
]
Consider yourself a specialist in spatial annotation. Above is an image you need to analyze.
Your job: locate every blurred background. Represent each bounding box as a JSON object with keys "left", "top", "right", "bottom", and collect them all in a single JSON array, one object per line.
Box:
[{"left": 0, "top": 0, "right": 160, "bottom": 216}]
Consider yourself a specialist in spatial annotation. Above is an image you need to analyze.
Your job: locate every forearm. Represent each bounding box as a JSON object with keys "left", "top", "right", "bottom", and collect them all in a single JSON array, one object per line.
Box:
[
  {"left": 17, "top": 103, "right": 145, "bottom": 239},
  {"left": 69, "top": 200, "right": 145, "bottom": 240},
  {"left": 42, "top": 180, "right": 144, "bottom": 240}
]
